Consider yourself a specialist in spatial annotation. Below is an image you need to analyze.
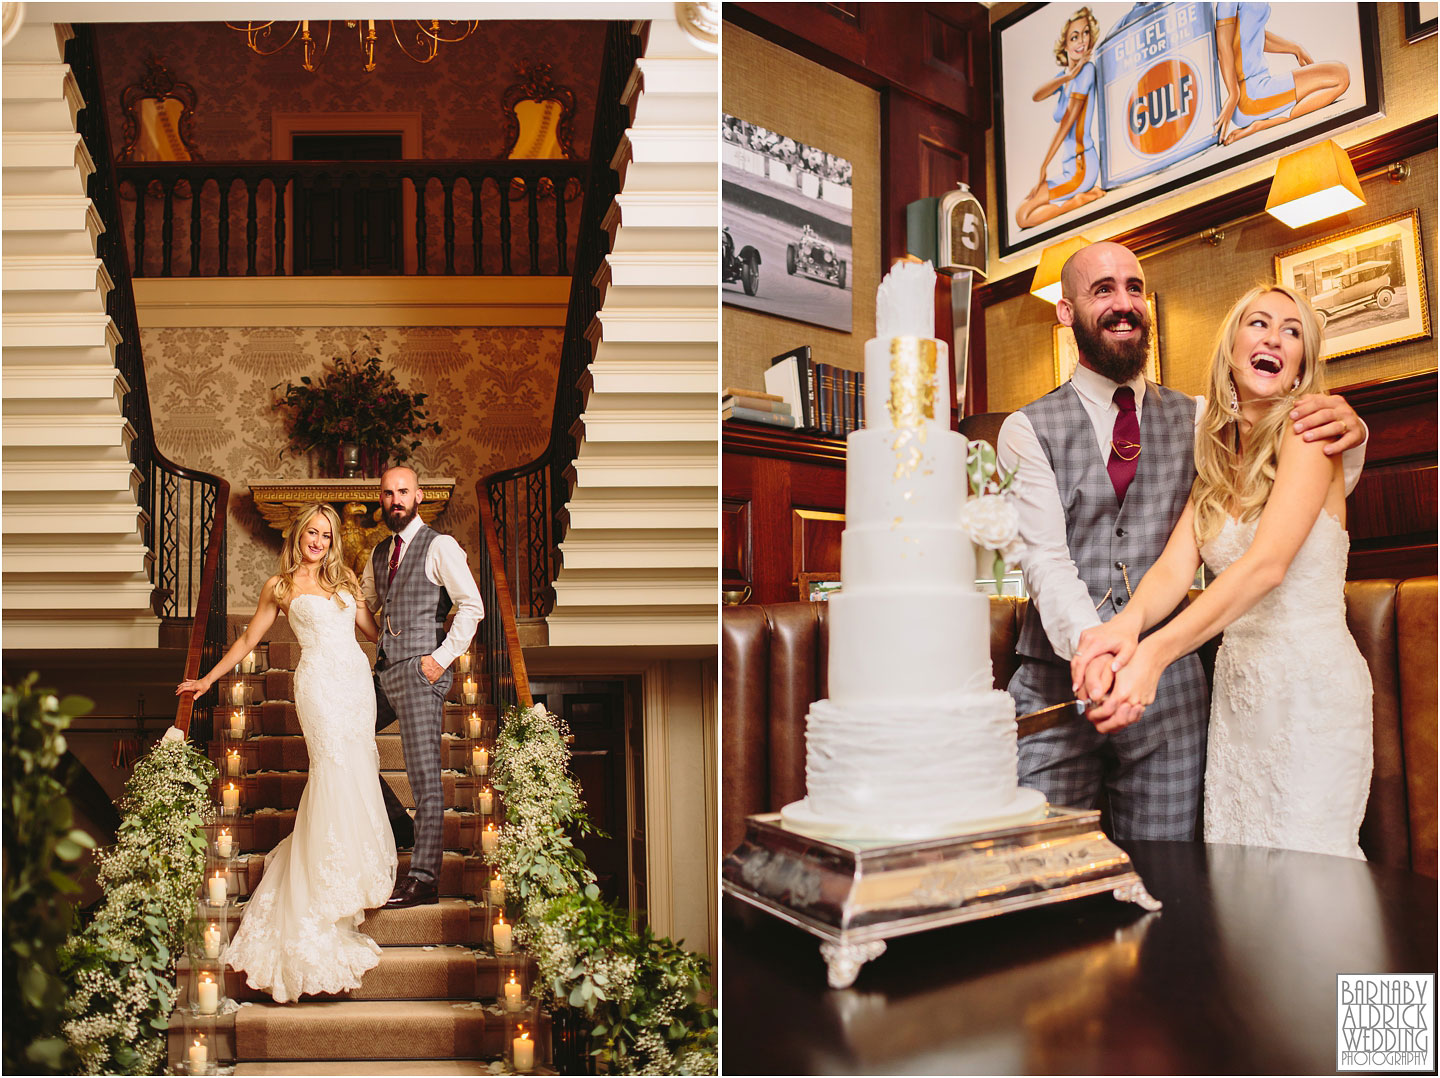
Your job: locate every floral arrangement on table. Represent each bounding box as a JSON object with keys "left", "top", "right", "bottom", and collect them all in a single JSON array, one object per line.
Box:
[
  {"left": 61, "top": 736, "right": 216, "bottom": 1075},
  {"left": 273, "top": 341, "right": 442, "bottom": 476},
  {"left": 960, "top": 438, "right": 1025, "bottom": 594},
  {"left": 3, "top": 675, "right": 95, "bottom": 1075},
  {"left": 492, "top": 702, "right": 718, "bottom": 1075}
]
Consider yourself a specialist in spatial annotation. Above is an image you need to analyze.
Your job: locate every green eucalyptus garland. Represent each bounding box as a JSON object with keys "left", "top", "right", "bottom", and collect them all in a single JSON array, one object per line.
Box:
[{"left": 492, "top": 703, "right": 717, "bottom": 1075}]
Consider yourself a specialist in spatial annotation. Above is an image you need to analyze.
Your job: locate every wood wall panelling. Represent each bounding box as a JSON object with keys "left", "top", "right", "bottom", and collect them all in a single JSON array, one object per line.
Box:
[
  {"left": 721, "top": 499, "right": 753, "bottom": 589},
  {"left": 791, "top": 509, "right": 846, "bottom": 589}
]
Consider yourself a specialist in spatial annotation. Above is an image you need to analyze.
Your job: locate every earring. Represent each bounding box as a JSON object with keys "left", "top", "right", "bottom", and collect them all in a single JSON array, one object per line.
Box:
[
  {"left": 1228, "top": 381, "right": 1238, "bottom": 416},
  {"left": 1292, "top": 376, "right": 1301, "bottom": 391}
]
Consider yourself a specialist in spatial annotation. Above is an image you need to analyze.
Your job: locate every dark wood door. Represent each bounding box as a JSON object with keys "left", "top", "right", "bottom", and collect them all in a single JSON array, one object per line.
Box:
[
  {"left": 530, "top": 678, "right": 632, "bottom": 908},
  {"left": 291, "top": 132, "right": 402, "bottom": 274}
]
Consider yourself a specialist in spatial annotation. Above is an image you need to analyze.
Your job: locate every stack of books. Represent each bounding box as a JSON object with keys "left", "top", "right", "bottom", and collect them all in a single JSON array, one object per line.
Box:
[
  {"left": 762, "top": 345, "right": 866, "bottom": 437},
  {"left": 722, "top": 387, "right": 798, "bottom": 429}
]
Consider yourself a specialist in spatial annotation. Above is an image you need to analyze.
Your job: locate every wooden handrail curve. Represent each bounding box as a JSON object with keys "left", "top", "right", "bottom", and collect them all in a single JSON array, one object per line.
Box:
[
  {"left": 173, "top": 477, "right": 230, "bottom": 736},
  {"left": 478, "top": 488, "right": 533, "bottom": 710}
]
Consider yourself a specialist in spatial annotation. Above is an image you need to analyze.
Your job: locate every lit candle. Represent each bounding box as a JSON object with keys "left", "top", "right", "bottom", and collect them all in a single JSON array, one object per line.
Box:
[
  {"left": 467, "top": 712, "right": 482, "bottom": 740},
  {"left": 504, "top": 972, "right": 522, "bottom": 1011},
  {"left": 455, "top": 651, "right": 471, "bottom": 674},
  {"left": 512, "top": 1027, "right": 533, "bottom": 1072},
  {"left": 207, "top": 871, "right": 227, "bottom": 907},
  {"left": 471, "top": 746, "right": 489, "bottom": 777},
  {"left": 215, "top": 828, "right": 233, "bottom": 859},
  {"left": 226, "top": 749, "right": 241, "bottom": 777},
  {"left": 197, "top": 974, "right": 218, "bottom": 1015},
  {"left": 481, "top": 822, "right": 498, "bottom": 855},
  {"left": 222, "top": 783, "right": 239, "bottom": 813},
  {"left": 230, "top": 681, "right": 245, "bottom": 706},
  {"left": 489, "top": 872, "right": 505, "bottom": 907},
  {"left": 462, "top": 677, "right": 477, "bottom": 704},
  {"left": 204, "top": 921, "right": 222, "bottom": 958},
  {"left": 493, "top": 914, "right": 512, "bottom": 954},
  {"left": 228, "top": 710, "right": 245, "bottom": 739},
  {"left": 477, "top": 786, "right": 494, "bottom": 815},
  {"left": 189, "top": 1035, "right": 208, "bottom": 1067},
  {"left": 241, "top": 650, "right": 257, "bottom": 674}
]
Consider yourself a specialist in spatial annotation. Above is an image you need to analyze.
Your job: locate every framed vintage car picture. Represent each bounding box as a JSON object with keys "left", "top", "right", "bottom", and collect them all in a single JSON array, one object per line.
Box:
[
  {"left": 993, "top": 2, "right": 1383, "bottom": 259},
  {"left": 1275, "top": 210, "right": 1433, "bottom": 362},
  {"left": 721, "top": 113, "right": 854, "bottom": 332}
]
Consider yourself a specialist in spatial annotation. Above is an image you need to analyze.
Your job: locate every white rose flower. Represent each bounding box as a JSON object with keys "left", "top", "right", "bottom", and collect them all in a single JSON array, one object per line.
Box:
[{"left": 960, "top": 494, "right": 1020, "bottom": 551}]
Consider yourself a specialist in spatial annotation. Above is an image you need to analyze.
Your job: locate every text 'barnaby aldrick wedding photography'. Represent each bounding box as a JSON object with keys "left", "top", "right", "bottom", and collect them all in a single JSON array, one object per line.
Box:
[{"left": 1337, "top": 974, "right": 1435, "bottom": 1072}]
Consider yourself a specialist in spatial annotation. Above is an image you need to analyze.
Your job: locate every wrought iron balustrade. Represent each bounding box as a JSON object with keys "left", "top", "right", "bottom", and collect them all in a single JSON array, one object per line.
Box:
[{"left": 114, "top": 159, "right": 585, "bottom": 278}]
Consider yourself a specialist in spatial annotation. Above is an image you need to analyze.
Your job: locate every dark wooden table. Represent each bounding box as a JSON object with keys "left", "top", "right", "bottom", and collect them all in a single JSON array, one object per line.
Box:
[{"left": 722, "top": 841, "right": 1437, "bottom": 1075}]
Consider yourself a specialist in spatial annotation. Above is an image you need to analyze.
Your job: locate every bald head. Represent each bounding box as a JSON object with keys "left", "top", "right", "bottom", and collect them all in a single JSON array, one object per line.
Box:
[
  {"left": 1057, "top": 241, "right": 1150, "bottom": 383},
  {"left": 1060, "top": 241, "right": 1143, "bottom": 304},
  {"left": 380, "top": 466, "right": 423, "bottom": 532}
]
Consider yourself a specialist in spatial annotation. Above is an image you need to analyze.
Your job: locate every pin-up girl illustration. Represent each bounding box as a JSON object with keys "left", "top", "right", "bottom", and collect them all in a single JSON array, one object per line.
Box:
[
  {"left": 1214, "top": 1, "right": 1349, "bottom": 145},
  {"left": 1015, "top": 6, "right": 1107, "bottom": 230}
]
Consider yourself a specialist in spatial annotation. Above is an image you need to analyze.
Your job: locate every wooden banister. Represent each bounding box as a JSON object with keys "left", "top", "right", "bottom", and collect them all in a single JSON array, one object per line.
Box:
[{"left": 478, "top": 491, "right": 533, "bottom": 710}]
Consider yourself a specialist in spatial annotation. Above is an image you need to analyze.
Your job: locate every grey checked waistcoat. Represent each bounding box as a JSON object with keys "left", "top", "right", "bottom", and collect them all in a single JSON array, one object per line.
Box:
[
  {"left": 1017, "top": 380, "right": 1196, "bottom": 664},
  {"left": 372, "top": 526, "right": 452, "bottom": 663}
]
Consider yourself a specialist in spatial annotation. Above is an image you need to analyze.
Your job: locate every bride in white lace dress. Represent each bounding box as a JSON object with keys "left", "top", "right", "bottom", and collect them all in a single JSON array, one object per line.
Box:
[
  {"left": 178, "top": 503, "right": 397, "bottom": 999},
  {"left": 1072, "top": 285, "right": 1373, "bottom": 858}
]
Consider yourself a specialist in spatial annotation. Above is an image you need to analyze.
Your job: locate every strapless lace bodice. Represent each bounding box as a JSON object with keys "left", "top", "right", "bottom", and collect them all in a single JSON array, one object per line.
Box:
[
  {"left": 224, "top": 588, "right": 395, "bottom": 1002},
  {"left": 1197, "top": 511, "right": 1373, "bottom": 860}
]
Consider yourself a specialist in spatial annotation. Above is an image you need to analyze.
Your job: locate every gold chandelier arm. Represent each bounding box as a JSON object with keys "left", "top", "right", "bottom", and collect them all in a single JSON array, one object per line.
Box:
[
  {"left": 390, "top": 19, "right": 478, "bottom": 64},
  {"left": 225, "top": 20, "right": 302, "bottom": 59}
]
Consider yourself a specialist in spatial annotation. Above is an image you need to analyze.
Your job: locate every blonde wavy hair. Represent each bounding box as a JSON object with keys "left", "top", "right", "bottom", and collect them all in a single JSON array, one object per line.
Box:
[
  {"left": 273, "top": 503, "right": 359, "bottom": 606},
  {"left": 1053, "top": 7, "right": 1100, "bottom": 67},
  {"left": 1192, "top": 284, "right": 1326, "bottom": 548}
]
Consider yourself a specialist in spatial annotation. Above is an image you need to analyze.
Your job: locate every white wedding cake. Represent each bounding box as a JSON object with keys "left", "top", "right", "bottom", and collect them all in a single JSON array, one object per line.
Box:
[{"left": 781, "top": 261, "right": 1047, "bottom": 841}]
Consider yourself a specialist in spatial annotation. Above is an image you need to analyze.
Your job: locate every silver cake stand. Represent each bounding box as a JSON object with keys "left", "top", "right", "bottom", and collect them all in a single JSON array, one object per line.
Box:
[{"left": 721, "top": 806, "right": 1162, "bottom": 989}]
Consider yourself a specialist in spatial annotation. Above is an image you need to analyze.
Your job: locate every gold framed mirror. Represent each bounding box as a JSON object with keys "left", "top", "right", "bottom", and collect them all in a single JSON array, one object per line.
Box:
[
  {"left": 118, "top": 56, "right": 200, "bottom": 163},
  {"left": 502, "top": 63, "right": 579, "bottom": 200}
]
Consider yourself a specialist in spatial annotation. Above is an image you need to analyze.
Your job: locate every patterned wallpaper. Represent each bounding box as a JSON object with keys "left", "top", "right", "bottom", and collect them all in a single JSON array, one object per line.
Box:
[
  {"left": 95, "top": 21, "right": 606, "bottom": 161},
  {"left": 143, "top": 325, "right": 564, "bottom": 605}
]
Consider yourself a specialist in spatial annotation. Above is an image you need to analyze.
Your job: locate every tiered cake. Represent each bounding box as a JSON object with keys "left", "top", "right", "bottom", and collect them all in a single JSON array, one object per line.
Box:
[{"left": 781, "top": 262, "right": 1047, "bottom": 841}]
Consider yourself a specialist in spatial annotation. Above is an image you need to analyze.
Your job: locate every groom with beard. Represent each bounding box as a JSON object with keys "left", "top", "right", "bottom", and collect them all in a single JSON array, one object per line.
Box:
[
  {"left": 363, "top": 465, "right": 484, "bottom": 908},
  {"left": 997, "top": 241, "right": 1365, "bottom": 840}
]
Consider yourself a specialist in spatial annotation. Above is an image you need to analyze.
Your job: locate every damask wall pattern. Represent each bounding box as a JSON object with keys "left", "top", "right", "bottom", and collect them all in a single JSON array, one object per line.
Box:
[
  {"left": 95, "top": 22, "right": 606, "bottom": 161},
  {"left": 142, "top": 325, "right": 564, "bottom": 605}
]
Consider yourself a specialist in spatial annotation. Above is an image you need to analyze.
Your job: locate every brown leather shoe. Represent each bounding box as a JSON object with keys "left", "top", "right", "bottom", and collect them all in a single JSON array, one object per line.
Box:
[{"left": 383, "top": 877, "right": 438, "bottom": 909}]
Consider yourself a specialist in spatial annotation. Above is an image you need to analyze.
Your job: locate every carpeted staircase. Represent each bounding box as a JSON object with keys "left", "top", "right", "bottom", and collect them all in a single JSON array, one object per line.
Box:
[{"left": 167, "top": 615, "right": 545, "bottom": 1073}]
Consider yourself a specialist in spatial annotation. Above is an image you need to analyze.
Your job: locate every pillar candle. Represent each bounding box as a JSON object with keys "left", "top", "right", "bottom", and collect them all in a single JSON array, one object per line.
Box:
[
  {"left": 455, "top": 651, "right": 471, "bottom": 674},
  {"left": 222, "top": 783, "right": 239, "bottom": 812},
  {"left": 208, "top": 872, "right": 227, "bottom": 907},
  {"left": 462, "top": 677, "right": 477, "bottom": 704},
  {"left": 241, "top": 650, "right": 257, "bottom": 674},
  {"left": 504, "top": 973, "right": 522, "bottom": 1011},
  {"left": 197, "top": 975, "right": 218, "bottom": 1015},
  {"left": 489, "top": 872, "right": 505, "bottom": 906},
  {"left": 230, "top": 680, "right": 245, "bottom": 706},
  {"left": 228, "top": 710, "right": 245, "bottom": 739},
  {"left": 493, "top": 915, "right": 512, "bottom": 954},
  {"left": 226, "top": 749, "right": 241, "bottom": 777},
  {"left": 481, "top": 823, "right": 498, "bottom": 855},
  {"left": 477, "top": 786, "right": 494, "bottom": 815},
  {"left": 189, "top": 1036, "right": 208, "bottom": 1067},
  {"left": 512, "top": 1029, "right": 533, "bottom": 1072},
  {"left": 204, "top": 921, "right": 222, "bottom": 959},
  {"left": 471, "top": 746, "right": 489, "bottom": 776},
  {"left": 216, "top": 828, "right": 233, "bottom": 859},
  {"left": 467, "top": 713, "right": 482, "bottom": 740}
]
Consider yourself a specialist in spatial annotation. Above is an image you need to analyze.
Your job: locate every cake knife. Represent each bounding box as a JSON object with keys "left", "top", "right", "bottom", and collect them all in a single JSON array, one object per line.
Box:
[{"left": 1015, "top": 699, "right": 1089, "bottom": 739}]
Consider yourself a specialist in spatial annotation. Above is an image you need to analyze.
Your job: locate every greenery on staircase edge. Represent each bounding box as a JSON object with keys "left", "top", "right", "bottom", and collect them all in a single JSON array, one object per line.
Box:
[
  {"left": 3, "top": 675, "right": 96, "bottom": 1075},
  {"left": 493, "top": 703, "right": 718, "bottom": 1075},
  {"left": 60, "top": 736, "right": 217, "bottom": 1075}
]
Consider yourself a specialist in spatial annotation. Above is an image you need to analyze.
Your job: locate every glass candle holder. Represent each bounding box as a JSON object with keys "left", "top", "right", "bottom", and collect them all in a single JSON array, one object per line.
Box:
[
  {"left": 181, "top": 1011, "right": 219, "bottom": 1075},
  {"left": 186, "top": 909, "right": 231, "bottom": 963},
  {"left": 211, "top": 822, "right": 237, "bottom": 861},
  {"left": 469, "top": 741, "right": 492, "bottom": 781},
  {"left": 478, "top": 820, "right": 500, "bottom": 860},
  {"left": 218, "top": 779, "right": 243, "bottom": 816},
  {"left": 497, "top": 953, "right": 528, "bottom": 1012},
  {"left": 487, "top": 869, "right": 507, "bottom": 911},
  {"left": 222, "top": 745, "right": 246, "bottom": 780},
  {"left": 505, "top": 1007, "right": 540, "bottom": 1073},
  {"left": 203, "top": 866, "right": 229, "bottom": 910},
  {"left": 491, "top": 911, "right": 514, "bottom": 955},
  {"left": 228, "top": 677, "right": 248, "bottom": 708},
  {"left": 454, "top": 649, "right": 472, "bottom": 675},
  {"left": 188, "top": 956, "right": 225, "bottom": 1016},
  {"left": 466, "top": 711, "right": 483, "bottom": 740},
  {"left": 461, "top": 676, "right": 478, "bottom": 705},
  {"left": 473, "top": 784, "right": 496, "bottom": 818},
  {"left": 224, "top": 708, "right": 247, "bottom": 742}
]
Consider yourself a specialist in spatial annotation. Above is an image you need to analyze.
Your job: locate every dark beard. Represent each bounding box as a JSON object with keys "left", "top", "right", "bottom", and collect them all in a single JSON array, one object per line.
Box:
[
  {"left": 1072, "top": 311, "right": 1150, "bottom": 384},
  {"left": 384, "top": 502, "right": 418, "bottom": 532}
]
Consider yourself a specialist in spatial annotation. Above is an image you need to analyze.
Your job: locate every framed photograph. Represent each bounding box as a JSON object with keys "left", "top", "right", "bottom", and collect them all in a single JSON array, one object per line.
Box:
[
  {"left": 721, "top": 113, "right": 853, "bottom": 332},
  {"left": 1053, "top": 293, "right": 1161, "bottom": 386},
  {"left": 1274, "top": 210, "right": 1432, "bottom": 361},
  {"left": 993, "top": 2, "right": 1383, "bottom": 259},
  {"left": 1404, "top": 2, "right": 1438, "bottom": 43},
  {"left": 798, "top": 573, "right": 842, "bottom": 602}
]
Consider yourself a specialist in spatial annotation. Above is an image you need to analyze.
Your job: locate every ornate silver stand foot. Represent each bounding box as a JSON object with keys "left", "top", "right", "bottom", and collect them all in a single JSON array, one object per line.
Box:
[
  {"left": 1113, "top": 881, "right": 1163, "bottom": 912},
  {"left": 820, "top": 940, "right": 887, "bottom": 989}
]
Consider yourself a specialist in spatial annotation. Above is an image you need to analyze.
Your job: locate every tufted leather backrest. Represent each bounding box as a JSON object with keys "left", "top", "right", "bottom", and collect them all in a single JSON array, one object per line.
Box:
[{"left": 722, "top": 579, "right": 1437, "bottom": 876}]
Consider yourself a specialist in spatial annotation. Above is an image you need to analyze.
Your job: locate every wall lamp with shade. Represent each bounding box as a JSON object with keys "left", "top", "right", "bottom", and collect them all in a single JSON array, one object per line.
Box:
[
  {"left": 1029, "top": 235, "right": 1093, "bottom": 304},
  {"left": 1264, "top": 139, "right": 1366, "bottom": 229}
]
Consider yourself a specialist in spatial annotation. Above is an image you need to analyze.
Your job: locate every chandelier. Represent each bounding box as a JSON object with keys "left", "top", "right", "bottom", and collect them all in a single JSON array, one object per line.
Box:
[{"left": 225, "top": 19, "right": 479, "bottom": 73}]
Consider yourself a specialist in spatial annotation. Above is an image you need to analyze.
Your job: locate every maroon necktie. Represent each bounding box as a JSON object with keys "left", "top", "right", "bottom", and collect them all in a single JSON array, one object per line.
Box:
[
  {"left": 387, "top": 535, "right": 402, "bottom": 586},
  {"left": 1107, "top": 386, "right": 1141, "bottom": 505}
]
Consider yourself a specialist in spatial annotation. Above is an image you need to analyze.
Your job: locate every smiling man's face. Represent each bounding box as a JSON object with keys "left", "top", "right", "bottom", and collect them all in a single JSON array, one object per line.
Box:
[
  {"left": 380, "top": 466, "right": 423, "bottom": 533},
  {"left": 1060, "top": 242, "right": 1151, "bottom": 384}
]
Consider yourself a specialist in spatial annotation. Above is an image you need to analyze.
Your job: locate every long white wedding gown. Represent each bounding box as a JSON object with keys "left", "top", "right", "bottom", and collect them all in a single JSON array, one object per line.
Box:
[
  {"left": 225, "top": 591, "right": 397, "bottom": 1002},
  {"left": 1199, "top": 511, "right": 1374, "bottom": 859}
]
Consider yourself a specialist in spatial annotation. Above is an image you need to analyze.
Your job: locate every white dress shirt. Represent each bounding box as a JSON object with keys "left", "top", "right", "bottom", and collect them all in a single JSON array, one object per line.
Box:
[
  {"left": 361, "top": 514, "right": 485, "bottom": 670},
  {"left": 996, "top": 364, "right": 1366, "bottom": 660}
]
